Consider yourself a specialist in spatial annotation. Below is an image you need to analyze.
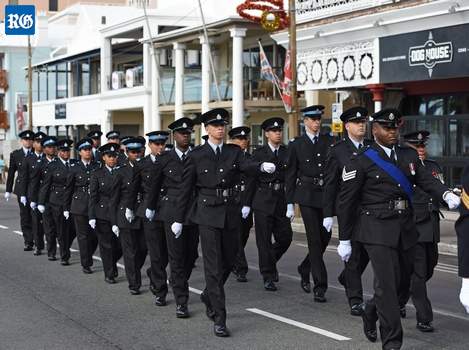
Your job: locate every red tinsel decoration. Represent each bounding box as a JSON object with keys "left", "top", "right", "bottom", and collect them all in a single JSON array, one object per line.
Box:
[{"left": 236, "top": 0, "right": 289, "bottom": 31}]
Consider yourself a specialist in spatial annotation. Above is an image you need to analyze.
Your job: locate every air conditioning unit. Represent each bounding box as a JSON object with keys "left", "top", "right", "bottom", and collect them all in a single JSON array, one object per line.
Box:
[
  {"left": 111, "top": 71, "right": 125, "bottom": 90},
  {"left": 186, "top": 50, "right": 200, "bottom": 67},
  {"left": 125, "top": 66, "right": 143, "bottom": 88}
]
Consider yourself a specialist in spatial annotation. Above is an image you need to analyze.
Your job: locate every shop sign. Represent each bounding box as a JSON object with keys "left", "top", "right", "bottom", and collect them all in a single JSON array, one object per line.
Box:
[{"left": 380, "top": 24, "right": 469, "bottom": 83}]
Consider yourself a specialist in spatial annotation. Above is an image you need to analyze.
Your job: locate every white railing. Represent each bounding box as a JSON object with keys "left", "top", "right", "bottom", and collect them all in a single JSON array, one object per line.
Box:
[{"left": 296, "top": 0, "right": 395, "bottom": 22}]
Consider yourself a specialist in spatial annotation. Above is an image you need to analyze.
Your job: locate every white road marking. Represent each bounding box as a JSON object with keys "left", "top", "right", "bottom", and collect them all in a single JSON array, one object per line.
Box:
[
  {"left": 246, "top": 308, "right": 350, "bottom": 341},
  {"left": 0, "top": 225, "right": 9, "bottom": 229}
]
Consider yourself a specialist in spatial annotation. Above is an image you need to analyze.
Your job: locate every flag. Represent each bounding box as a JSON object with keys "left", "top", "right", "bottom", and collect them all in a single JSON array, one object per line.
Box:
[
  {"left": 259, "top": 41, "right": 276, "bottom": 82},
  {"left": 281, "top": 50, "right": 292, "bottom": 113}
]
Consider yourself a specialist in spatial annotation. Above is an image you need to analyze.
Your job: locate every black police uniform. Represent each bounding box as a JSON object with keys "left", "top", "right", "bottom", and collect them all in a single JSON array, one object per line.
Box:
[
  {"left": 6, "top": 130, "right": 34, "bottom": 249},
  {"left": 88, "top": 143, "right": 123, "bottom": 282},
  {"left": 338, "top": 109, "right": 449, "bottom": 350},
  {"left": 181, "top": 108, "right": 261, "bottom": 335},
  {"left": 247, "top": 118, "right": 292, "bottom": 289},
  {"left": 456, "top": 165, "right": 469, "bottom": 278},
  {"left": 285, "top": 106, "right": 334, "bottom": 297},
  {"left": 87, "top": 130, "right": 103, "bottom": 163},
  {"left": 399, "top": 131, "right": 443, "bottom": 329},
  {"left": 38, "top": 140, "right": 77, "bottom": 264},
  {"left": 64, "top": 139, "right": 99, "bottom": 272},
  {"left": 111, "top": 147, "right": 147, "bottom": 293},
  {"left": 229, "top": 126, "right": 254, "bottom": 281},
  {"left": 323, "top": 107, "right": 372, "bottom": 310},
  {"left": 28, "top": 136, "right": 58, "bottom": 259}
]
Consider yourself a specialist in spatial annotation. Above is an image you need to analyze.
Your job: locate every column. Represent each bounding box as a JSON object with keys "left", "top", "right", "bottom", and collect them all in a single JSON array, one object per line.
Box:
[
  {"left": 199, "top": 35, "right": 212, "bottom": 114},
  {"left": 230, "top": 28, "right": 247, "bottom": 128},
  {"left": 100, "top": 36, "right": 112, "bottom": 93},
  {"left": 151, "top": 48, "right": 161, "bottom": 131},
  {"left": 100, "top": 110, "right": 112, "bottom": 145},
  {"left": 368, "top": 84, "right": 385, "bottom": 113},
  {"left": 143, "top": 40, "right": 152, "bottom": 135},
  {"left": 173, "top": 42, "right": 185, "bottom": 120}
]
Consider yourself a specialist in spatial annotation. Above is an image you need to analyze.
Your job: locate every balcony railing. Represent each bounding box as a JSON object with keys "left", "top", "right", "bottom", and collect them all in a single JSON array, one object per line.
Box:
[
  {"left": 296, "top": 0, "right": 394, "bottom": 23},
  {"left": 0, "top": 70, "right": 8, "bottom": 91}
]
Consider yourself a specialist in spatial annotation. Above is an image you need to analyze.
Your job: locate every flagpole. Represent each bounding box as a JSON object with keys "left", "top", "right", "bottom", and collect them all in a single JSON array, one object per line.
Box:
[{"left": 288, "top": 0, "right": 298, "bottom": 139}]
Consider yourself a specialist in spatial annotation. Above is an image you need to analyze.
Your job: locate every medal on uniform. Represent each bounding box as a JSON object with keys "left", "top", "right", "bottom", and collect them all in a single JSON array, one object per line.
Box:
[{"left": 409, "top": 162, "right": 415, "bottom": 176}]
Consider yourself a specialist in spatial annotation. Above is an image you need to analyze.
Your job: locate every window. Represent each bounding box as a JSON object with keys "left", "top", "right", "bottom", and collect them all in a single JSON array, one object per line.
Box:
[
  {"left": 49, "top": 0, "right": 58, "bottom": 11},
  {"left": 8, "top": 0, "right": 19, "bottom": 5}
]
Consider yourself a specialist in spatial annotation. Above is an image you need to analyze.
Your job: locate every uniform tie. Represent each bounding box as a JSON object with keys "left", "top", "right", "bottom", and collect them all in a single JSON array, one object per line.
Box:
[
  {"left": 181, "top": 153, "right": 187, "bottom": 162},
  {"left": 215, "top": 146, "right": 221, "bottom": 162},
  {"left": 358, "top": 143, "right": 363, "bottom": 150},
  {"left": 274, "top": 149, "right": 278, "bottom": 159},
  {"left": 65, "top": 161, "right": 70, "bottom": 169},
  {"left": 389, "top": 149, "right": 397, "bottom": 165},
  {"left": 313, "top": 136, "right": 318, "bottom": 144}
]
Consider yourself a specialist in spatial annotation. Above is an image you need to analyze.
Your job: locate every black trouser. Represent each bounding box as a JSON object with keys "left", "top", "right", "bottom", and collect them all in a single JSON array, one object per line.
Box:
[
  {"left": 456, "top": 216, "right": 469, "bottom": 278},
  {"left": 364, "top": 243, "right": 415, "bottom": 350},
  {"left": 199, "top": 220, "right": 239, "bottom": 325},
  {"left": 233, "top": 212, "right": 253, "bottom": 275},
  {"left": 31, "top": 208, "right": 45, "bottom": 250},
  {"left": 254, "top": 206, "right": 292, "bottom": 282},
  {"left": 42, "top": 207, "right": 57, "bottom": 257},
  {"left": 95, "top": 219, "right": 122, "bottom": 279},
  {"left": 17, "top": 197, "right": 33, "bottom": 247},
  {"left": 409, "top": 242, "right": 438, "bottom": 323},
  {"left": 73, "top": 214, "right": 98, "bottom": 268},
  {"left": 143, "top": 219, "right": 168, "bottom": 297},
  {"left": 50, "top": 205, "right": 76, "bottom": 261},
  {"left": 163, "top": 223, "right": 199, "bottom": 305},
  {"left": 338, "top": 240, "right": 370, "bottom": 306},
  {"left": 298, "top": 205, "right": 331, "bottom": 294},
  {"left": 120, "top": 227, "right": 147, "bottom": 290}
]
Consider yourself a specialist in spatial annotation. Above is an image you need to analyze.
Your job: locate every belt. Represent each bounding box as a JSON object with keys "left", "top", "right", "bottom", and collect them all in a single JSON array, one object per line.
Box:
[
  {"left": 299, "top": 176, "right": 324, "bottom": 186},
  {"left": 259, "top": 182, "right": 285, "bottom": 191},
  {"left": 363, "top": 199, "right": 410, "bottom": 211},
  {"left": 413, "top": 202, "right": 437, "bottom": 212},
  {"left": 199, "top": 188, "right": 235, "bottom": 198}
]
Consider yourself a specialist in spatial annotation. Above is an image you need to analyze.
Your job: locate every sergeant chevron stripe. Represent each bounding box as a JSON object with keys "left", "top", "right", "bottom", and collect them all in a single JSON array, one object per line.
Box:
[{"left": 342, "top": 167, "right": 357, "bottom": 182}]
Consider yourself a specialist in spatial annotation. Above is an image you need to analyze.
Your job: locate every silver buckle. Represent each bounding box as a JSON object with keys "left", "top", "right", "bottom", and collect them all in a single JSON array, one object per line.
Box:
[
  {"left": 394, "top": 200, "right": 407, "bottom": 210},
  {"left": 222, "top": 189, "right": 230, "bottom": 197}
]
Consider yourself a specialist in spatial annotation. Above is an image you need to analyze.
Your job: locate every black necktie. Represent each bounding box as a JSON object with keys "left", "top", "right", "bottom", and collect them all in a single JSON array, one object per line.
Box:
[
  {"left": 181, "top": 153, "right": 187, "bottom": 162},
  {"left": 358, "top": 143, "right": 363, "bottom": 150},
  {"left": 313, "top": 136, "right": 318, "bottom": 144},
  {"left": 65, "top": 161, "right": 70, "bottom": 169},
  {"left": 215, "top": 146, "right": 221, "bottom": 162},
  {"left": 274, "top": 149, "right": 278, "bottom": 159},
  {"left": 389, "top": 149, "right": 397, "bottom": 165}
]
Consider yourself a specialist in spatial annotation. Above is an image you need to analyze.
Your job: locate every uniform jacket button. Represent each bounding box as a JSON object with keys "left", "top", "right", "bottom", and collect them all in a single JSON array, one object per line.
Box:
[{"left": 219, "top": 169, "right": 223, "bottom": 172}]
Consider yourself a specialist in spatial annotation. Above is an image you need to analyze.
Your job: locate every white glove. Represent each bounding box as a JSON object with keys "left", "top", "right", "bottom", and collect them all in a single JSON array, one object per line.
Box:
[
  {"left": 443, "top": 191, "right": 461, "bottom": 210},
  {"left": 20, "top": 196, "right": 27, "bottom": 206},
  {"left": 112, "top": 225, "right": 120, "bottom": 237},
  {"left": 323, "top": 217, "right": 333, "bottom": 232},
  {"left": 261, "top": 162, "right": 276, "bottom": 174},
  {"left": 145, "top": 208, "right": 155, "bottom": 221},
  {"left": 171, "top": 222, "right": 183, "bottom": 239},
  {"left": 37, "top": 205, "right": 45, "bottom": 214},
  {"left": 286, "top": 203, "right": 295, "bottom": 222},
  {"left": 337, "top": 240, "right": 352, "bottom": 263},
  {"left": 4, "top": 192, "right": 11, "bottom": 201},
  {"left": 241, "top": 206, "right": 251, "bottom": 219},
  {"left": 125, "top": 208, "right": 134, "bottom": 223},
  {"left": 460, "top": 278, "right": 469, "bottom": 314},
  {"left": 63, "top": 211, "right": 70, "bottom": 220},
  {"left": 30, "top": 202, "right": 37, "bottom": 210},
  {"left": 88, "top": 219, "right": 96, "bottom": 229}
]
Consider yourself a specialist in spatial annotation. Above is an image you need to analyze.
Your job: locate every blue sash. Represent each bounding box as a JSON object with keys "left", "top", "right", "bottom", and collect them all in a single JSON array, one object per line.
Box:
[{"left": 364, "top": 148, "right": 414, "bottom": 201}]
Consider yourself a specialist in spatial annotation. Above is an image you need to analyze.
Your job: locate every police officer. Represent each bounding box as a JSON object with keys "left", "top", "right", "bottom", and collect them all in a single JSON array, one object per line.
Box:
[
  {"left": 247, "top": 118, "right": 292, "bottom": 291},
  {"left": 87, "top": 130, "right": 103, "bottom": 162},
  {"left": 106, "top": 130, "right": 120, "bottom": 143},
  {"left": 29, "top": 136, "right": 58, "bottom": 260},
  {"left": 400, "top": 131, "right": 444, "bottom": 332},
  {"left": 65, "top": 138, "right": 99, "bottom": 274},
  {"left": 146, "top": 118, "right": 199, "bottom": 318},
  {"left": 338, "top": 108, "right": 460, "bottom": 350},
  {"left": 229, "top": 126, "right": 253, "bottom": 283},
  {"left": 22, "top": 131, "right": 47, "bottom": 255},
  {"left": 117, "top": 136, "right": 131, "bottom": 165},
  {"left": 323, "top": 107, "right": 372, "bottom": 315},
  {"left": 5, "top": 130, "right": 35, "bottom": 251},
  {"left": 111, "top": 137, "right": 147, "bottom": 295},
  {"left": 181, "top": 108, "right": 276, "bottom": 337},
  {"left": 88, "top": 142, "right": 123, "bottom": 284},
  {"left": 38, "top": 139, "right": 77, "bottom": 266},
  {"left": 130, "top": 131, "right": 169, "bottom": 304},
  {"left": 457, "top": 165, "right": 469, "bottom": 314},
  {"left": 285, "top": 105, "right": 334, "bottom": 302}
]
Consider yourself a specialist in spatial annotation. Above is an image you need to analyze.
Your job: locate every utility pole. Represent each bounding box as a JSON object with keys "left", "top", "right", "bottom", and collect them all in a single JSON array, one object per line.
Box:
[
  {"left": 288, "top": 0, "right": 298, "bottom": 139},
  {"left": 27, "top": 35, "right": 33, "bottom": 130}
]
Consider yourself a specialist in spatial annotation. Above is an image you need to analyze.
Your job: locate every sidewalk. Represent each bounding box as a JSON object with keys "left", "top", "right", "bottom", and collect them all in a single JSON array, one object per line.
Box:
[{"left": 0, "top": 183, "right": 458, "bottom": 255}]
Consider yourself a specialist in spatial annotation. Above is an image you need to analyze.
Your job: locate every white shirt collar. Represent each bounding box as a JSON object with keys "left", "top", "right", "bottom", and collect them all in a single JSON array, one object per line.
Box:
[
  {"left": 377, "top": 142, "right": 396, "bottom": 160},
  {"left": 348, "top": 135, "right": 364, "bottom": 150},
  {"left": 174, "top": 147, "right": 189, "bottom": 160},
  {"left": 105, "top": 165, "right": 114, "bottom": 173},
  {"left": 207, "top": 139, "right": 223, "bottom": 154},
  {"left": 306, "top": 131, "right": 319, "bottom": 143},
  {"left": 22, "top": 147, "right": 30, "bottom": 156},
  {"left": 150, "top": 153, "right": 157, "bottom": 163},
  {"left": 82, "top": 160, "right": 90, "bottom": 167},
  {"left": 35, "top": 152, "right": 43, "bottom": 158},
  {"left": 59, "top": 157, "right": 69, "bottom": 166},
  {"left": 268, "top": 142, "right": 280, "bottom": 153}
]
